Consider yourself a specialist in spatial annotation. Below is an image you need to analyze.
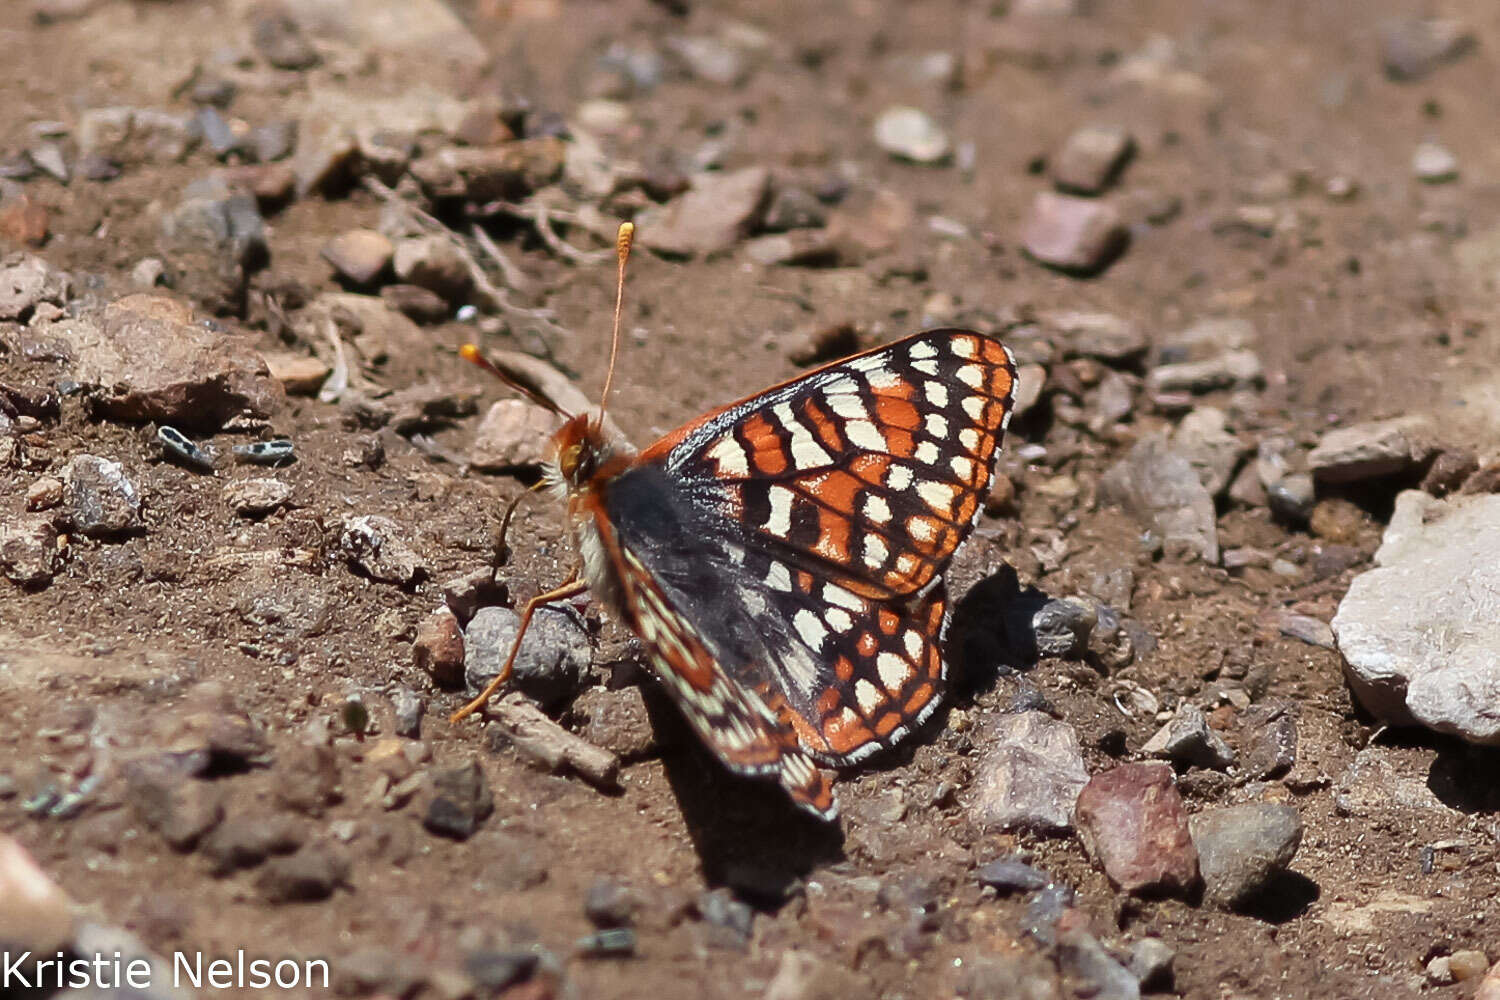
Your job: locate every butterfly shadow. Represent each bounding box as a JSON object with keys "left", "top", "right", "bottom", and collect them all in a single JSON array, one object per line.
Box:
[
  {"left": 945, "top": 563, "right": 1051, "bottom": 700},
  {"left": 637, "top": 684, "right": 846, "bottom": 906}
]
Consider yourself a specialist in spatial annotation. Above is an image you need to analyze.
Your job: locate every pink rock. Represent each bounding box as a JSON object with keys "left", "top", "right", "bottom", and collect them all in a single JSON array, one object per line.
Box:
[
  {"left": 1074, "top": 762, "right": 1199, "bottom": 895},
  {"left": 1022, "top": 191, "right": 1128, "bottom": 274}
]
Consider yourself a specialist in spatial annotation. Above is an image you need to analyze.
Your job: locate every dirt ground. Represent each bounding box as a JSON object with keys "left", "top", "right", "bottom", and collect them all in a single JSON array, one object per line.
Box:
[{"left": 2, "top": 1, "right": 1499, "bottom": 998}]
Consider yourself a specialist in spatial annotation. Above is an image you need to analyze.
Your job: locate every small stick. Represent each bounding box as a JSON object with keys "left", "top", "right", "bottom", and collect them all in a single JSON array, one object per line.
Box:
[{"left": 490, "top": 691, "right": 621, "bottom": 791}]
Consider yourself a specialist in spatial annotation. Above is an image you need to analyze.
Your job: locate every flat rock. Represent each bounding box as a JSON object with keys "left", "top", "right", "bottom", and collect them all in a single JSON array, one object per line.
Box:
[
  {"left": 322, "top": 229, "right": 394, "bottom": 285},
  {"left": 636, "top": 167, "right": 770, "bottom": 257},
  {"left": 1332, "top": 491, "right": 1500, "bottom": 743},
  {"left": 1022, "top": 192, "right": 1128, "bottom": 275},
  {"left": 0, "top": 252, "right": 70, "bottom": 321},
  {"left": 1380, "top": 17, "right": 1475, "bottom": 81},
  {"left": 42, "top": 295, "right": 282, "bottom": 430},
  {"left": 260, "top": 351, "right": 331, "bottom": 396},
  {"left": 1146, "top": 350, "right": 1263, "bottom": 395},
  {"left": 1309, "top": 416, "right": 1435, "bottom": 484},
  {"left": 340, "top": 514, "right": 427, "bottom": 586},
  {"left": 1100, "top": 433, "right": 1219, "bottom": 563},
  {"left": 465, "top": 605, "right": 591, "bottom": 711},
  {"left": 1413, "top": 141, "right": 1459, "bottom": 184},
  {"left": 1171, "top": 406, "right": 1247, "bottom": 498},
  {"left": 1053, "top": 125, "right": 1134, "bottom": 194},
  {"left": 966, "top": 711, "right": 1089, "bottom": 833},
  {"left": 1036, "top": 310, "right": 1148, "bottom": 362},
  {"left": 1189, "top": 804, "right": 1303, "bottom": 910},
  {"left": 392, "top": 236, "right": 471, "bottom": 303},
  {"left": 1073, "top": 763, "right": 1199, "bottom": 896},
  {"left": 873, "top": 106, "right": 951, "bottom": 164},
  {"left": 1141, "top": 704, "right": 1235, "bottom": 770},
  {"left": 469, "top": 399, "right": 563, "bottom": 470},
  {"left": 225, "top": 477, "right": 292, "bottom": 517}
]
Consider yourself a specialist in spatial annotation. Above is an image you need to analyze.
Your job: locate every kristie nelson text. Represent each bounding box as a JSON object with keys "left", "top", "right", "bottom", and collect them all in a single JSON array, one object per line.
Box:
[{"left": 3, "top": 951, "right": 331, "bottom": 990}]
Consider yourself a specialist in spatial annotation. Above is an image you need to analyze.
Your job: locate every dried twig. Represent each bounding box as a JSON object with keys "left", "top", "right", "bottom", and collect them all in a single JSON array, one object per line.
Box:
[
  {"left": 476, "top": 198, "right": 613, "bottom": 265},
  {"left": 490, "top": 692, "right": 621, "bottom": 791},
  {"left": 470, "top": 224, "right": 537, "bottom": 297}
]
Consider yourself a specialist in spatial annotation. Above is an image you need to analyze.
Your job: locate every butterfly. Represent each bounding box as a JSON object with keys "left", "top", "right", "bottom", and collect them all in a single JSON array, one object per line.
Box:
[{"left": 452, "top": 225, "right": 1016, "bottom": 820}]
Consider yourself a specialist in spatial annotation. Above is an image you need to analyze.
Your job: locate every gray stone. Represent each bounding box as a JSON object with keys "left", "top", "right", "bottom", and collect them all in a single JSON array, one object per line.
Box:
[
  {"left": 63, "top": 454, "right": 143, "bottom": 537},
  {"left": 1056, "top": 924, "right": 1140, "bottom": 1000},
  {"left": 1272, "top": 611, "right": 1335, "bottom": 649},
  {"left": 1073, "top": 763, "right": 1199, "bottom": 896},
  {"left": 635, "top": 167, "right": 770, "bottom": 257},
  {"left": 955, "top": 949, "right": 1062, "bottom": 1000},
  {"left": 967, "top": 711, "right": 1089, "bottom": 833},
  {"left": 1053, "top": 125, "right": 1134, "bottom": 195},
  {"left": 1160, "top": 317, "right": 1257, "bottom": 362},
  {"left": 1332, "top": 491, "right": 1500, "bottom": 744},
  {"left": 1022, "top": 192, "right": 1127, "bottom": 274},
  {"left": 1240, "top": 703, "right": 1298, "bottom": 780},
  {"left": 1146, "top": 350, "right": 1263, "bottom": 395},
  {"left": 666, "top": 35, "right": 749, "bottom": 86},
  {"left": 1189, "top": 804, "right": 1303, "bottom": 909},
  {"left": 464, "top": 605, "right": 592, "bottom": 711},
  {"left": 1380, "top": 17, "right": 1475, "bottom": 81},
  {"left": 976, "top": 857, "right": 1052, "bottom": 894},
  {"left": 874, "top": 106, "right": 951, "bottom": 164},
  {"left": 1101, "top": 434, "right": 1219, "bottom": 563},
  {"left": 340, "top": 514, "right": 427, "bottom": 586},
  {"left": 1037, "top": 310, "right": 1149, "bottom": 362},
  {"left": 392, "top": 235, "right": 471, "bottom": 302},
  {"left": 1268, "top": 472, "right": 1316, "bottom": 524},
  {"left": 1171, "top": 406, "right": 1247, "bottom": 498},
  {"left": 423, "top": 760, "right": 493, "bottom": 840},
  {"left": 1128, "top": 938, "right": 1174, "bottom": 990},
  {"left": 225, "top": 477, "right": 292, "bottom": 517},
  {"left": 1309, "top": 416, "right": 1435, "bottom": 484},
  {"left": 1030, "top": 598, "right": 1096, "bottom": 659},
  {"left": 257, "top": 845, "right": 349, "bottom": 903},
  {"left": 1141, "top": 704, "right": 1235, "bottom": 770},
  {"left": 125, "top": 760, "right": 224, "bottom": 850}
]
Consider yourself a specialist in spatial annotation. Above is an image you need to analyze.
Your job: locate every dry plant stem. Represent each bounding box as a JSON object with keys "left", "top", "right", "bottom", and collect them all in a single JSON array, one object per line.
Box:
[
  {"left": 478, "top": 198, "right": 613, "bottom": 265},
  {"left": 448, "top": 574, "right": 588, "bottom": 723},
  {"left": 491, "top": 691, "right": 621, "bottom": 790},
  {"left": 361, "top": 177, "right": 572, "bottom": 342}
]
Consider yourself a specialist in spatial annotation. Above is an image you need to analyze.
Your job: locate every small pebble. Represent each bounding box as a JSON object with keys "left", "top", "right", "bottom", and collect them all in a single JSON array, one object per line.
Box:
[
  {"left": 874, "top": 106, "right": 951, "bottom": 164},
  {"left": 576, "top": 927, "right": 636, "bottom": 958},
  {"left": 1413, "top": 141, "right": 1458, "bottom": 184}
]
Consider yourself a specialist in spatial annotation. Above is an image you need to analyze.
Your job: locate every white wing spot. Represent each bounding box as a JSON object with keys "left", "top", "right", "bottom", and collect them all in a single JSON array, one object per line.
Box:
[
  {"left": 962, "top": 395, "right": 986, "bottom": 420},
  {"left": 951, "top": 455, "right": 974, "bottom": 480},
  {"left": 924, "top": 381, "right": 948, "bottom": 407},
  {"left": 909, "top": 340, "right": 938, "bottom": 359},
  {"left": 915, "top": 440, "right": 940, "bottom": 464},
  {"left": 865, "top": 368, "right": 901, "bottom": 390},
  {"left": 823, "top": 583, "right": 865, "bottom": 612},
  {"left": 765, "top": 560, "right": 793, "bottom": 592},
  {"left": 959, "top": 427, "right": 980, "bottom": 450},
  {"left": 845, "top": 418, "right": 886, "bottom": 451},
  {"left": 825, "top": 607, "right": 854, "bottom": 632},
  {"left": 925, "top": 413, "right": 949, "bottom": 438},
  {"left": 706, "top": 436, "right": 749, "bottom": 476},
  {"left": 951, "top": 337, "right": 977, "bottom": 359},
  {"left": 863, "top": 494, "right": 891, "bottom": 524},
  {"left": 887, "top": 465, "right": 914, "bottom": 490},
  {"left": 909, "top": 516, "right": 935, "bottom": 543},
  {"left": 956, "top": 364, "right": 983, "bottom": 388},
  {"left": 827, "top": 376, "right": 860, "bottom": 395},
  {"left": 919, "top": 480, "right": 957, "bottom": 512},
  {"left": 877, "top": 652, "right": 911, "bottom": 693},
  {"left": 766, "top": 485, "right": 795, "bottom": 536},
  {"left": 794, "top": 609, "right": 828, "bottom": 650},
  {"left": 775, "top": 402, "right": 832, "bottom": 469},
  {"left": 912, "top": 359, "right": 939, "bottom": 376},
  {"left": 863, "top": 533, "right": 889, "bottom": 569},
  {"left": 855, "top": 679, "right": 883, "bottom": 714},
  {"left": 829, "top": 394, "right": 869, "bottom": 421},
  {"left": 903, "top": 629, "right": 923, "bottom": 659}
]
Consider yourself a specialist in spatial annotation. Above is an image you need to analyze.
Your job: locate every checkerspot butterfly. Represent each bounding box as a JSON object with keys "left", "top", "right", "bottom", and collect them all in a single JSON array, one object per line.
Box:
[{"left": 453, "top": 225, "right": 1016, "bottom": 820}]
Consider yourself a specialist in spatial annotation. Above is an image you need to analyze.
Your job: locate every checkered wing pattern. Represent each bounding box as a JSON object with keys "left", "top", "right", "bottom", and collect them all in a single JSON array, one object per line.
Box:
[{"left": 634, "top": 329, "right": 1016, "bottom": 780}]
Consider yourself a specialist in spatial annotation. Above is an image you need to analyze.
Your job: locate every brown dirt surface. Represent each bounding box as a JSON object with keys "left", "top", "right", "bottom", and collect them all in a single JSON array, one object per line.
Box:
[{"left": 2, "top": 1, "right": 1499, "bottom": 999}]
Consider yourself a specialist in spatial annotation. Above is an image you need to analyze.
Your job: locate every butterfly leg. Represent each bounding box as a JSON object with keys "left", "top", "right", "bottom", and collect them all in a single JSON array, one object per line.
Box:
[{"left": 448, "top": 574, "right": 589, "bottom": 724}]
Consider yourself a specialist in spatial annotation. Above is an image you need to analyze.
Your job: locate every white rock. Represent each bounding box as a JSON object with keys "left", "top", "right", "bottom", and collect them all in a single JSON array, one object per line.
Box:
[
  {"left": 1332, "top": 491, "right": 1500, "bottom": 743},
  {"left": 873, "top": 106, "right": 951, "bottom": 164}
]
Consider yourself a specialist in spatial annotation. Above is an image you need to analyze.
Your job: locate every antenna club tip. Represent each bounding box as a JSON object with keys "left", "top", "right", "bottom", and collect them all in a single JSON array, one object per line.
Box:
[
  {"left": 616, "top": 222, "right": 635, "bottom": 256},
  {"left": 458, "top": 344, "right": 483, "bottom": 364}
]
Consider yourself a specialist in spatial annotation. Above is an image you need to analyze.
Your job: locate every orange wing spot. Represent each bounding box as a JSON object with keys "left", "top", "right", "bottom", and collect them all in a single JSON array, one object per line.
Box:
[
  {"left": 824, "top": 710, "right": 876, "bottom": 756},
  {"left": 955, "top": 494, "right": 978, "bottom": 525},
  {"left": 788, "top": 769, "right": 836, "bottom": 815},
  {"left": 814, "top": 505, "right": 852, "bottom": 563},
  {"left": 808, "top": 469, "right": 861, "bottom": 513},
  {"left": 850, "top": 454, "right": 892, "bottom": 486},
  {"left": 785, "top": 710, "right": 830, "bottom": 755},
  {"left": 987, "top": 365, "right": 1015, "bottom": 400},
  {"left": 874, "top": 395, "right": 920, "bottom": 431},
  {"left": 743, "top": 412, "right": 788, "bottom": 475},
  {"left": 796, "top": 570, "right": 815, "bottom": 593},
  {"left": 874, "top": 712, "right": 902, "bottom": 737},
  {"left": 903, "top": 682, "right": 935, "bottom": 716},
  {"left": 857, "top": 632, "right": 878, "bottom": 657},
  {"left": 878, "top": 609, "right": 901, "bottom": 635},
  {"left": 802, "top": 397, "right": 845, "bottom": 453},
  {"left": 884, "top": 429, "right": 916, "bottom": 458},
  {"left": 818, "top": 687, "right": 843, "bottom": 716},
  {"left": 833, "top": 656, "right": 855, "bottom": 682}
]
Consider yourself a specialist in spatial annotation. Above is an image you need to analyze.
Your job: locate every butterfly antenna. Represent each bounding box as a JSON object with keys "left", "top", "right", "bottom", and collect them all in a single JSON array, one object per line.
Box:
[{"left": 595, "top": 222, "right": 635, "bottom": 432}]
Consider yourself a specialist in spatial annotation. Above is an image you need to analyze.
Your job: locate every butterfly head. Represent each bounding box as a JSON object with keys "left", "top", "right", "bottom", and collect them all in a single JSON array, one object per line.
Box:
[{"left": 549, "top": 411, "right": 633, "bottom": 494}]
